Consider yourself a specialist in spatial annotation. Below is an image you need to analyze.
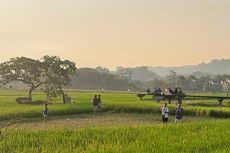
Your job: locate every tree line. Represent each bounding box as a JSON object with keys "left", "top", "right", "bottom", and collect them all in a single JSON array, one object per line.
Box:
[
  {"left": 1, "top": 56, "right": 229, "bottom": 96},
  {"left": 146, "top": 70, "right": 230, "bottom": 92},
  {"left": 71, "top": 67, "right": 139, "bottom": 91}
]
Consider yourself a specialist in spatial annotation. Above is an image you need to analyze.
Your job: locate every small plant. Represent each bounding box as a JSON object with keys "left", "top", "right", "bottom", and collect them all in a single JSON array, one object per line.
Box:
[{"left": 0, "top": 121, "right": 15, "bottom": 143}]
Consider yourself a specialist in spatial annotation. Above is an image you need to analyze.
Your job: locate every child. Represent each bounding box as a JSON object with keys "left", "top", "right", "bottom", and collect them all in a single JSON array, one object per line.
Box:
[{"left": 43, "top": 103, "right": 48, "bottom": 118}]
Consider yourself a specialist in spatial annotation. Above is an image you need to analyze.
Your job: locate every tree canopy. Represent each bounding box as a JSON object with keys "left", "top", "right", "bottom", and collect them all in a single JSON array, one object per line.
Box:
[{"left": 0, "top": 56, "right": 77, "bottom": 102}]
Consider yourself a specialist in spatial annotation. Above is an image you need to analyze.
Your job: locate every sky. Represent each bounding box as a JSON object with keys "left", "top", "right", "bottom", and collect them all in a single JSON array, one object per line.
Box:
[{"left": 0, "top": 0, "right": 230, "bottom": 70}]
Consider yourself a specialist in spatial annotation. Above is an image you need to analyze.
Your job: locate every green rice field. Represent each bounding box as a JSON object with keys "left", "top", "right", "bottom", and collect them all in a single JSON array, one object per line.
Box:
[{"left": 0, "top": 90, "right": 230, "bottom": 153}]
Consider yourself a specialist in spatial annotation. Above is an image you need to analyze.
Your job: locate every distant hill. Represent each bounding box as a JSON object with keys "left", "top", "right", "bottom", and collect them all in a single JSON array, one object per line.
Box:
[
  {"left": 116, "top": 66, "right": 159, "bottom": 81},
  {"left": 70, "top": 68, "right": 139, "bottom": 91},
  {"left": 148, "top": 59, "right": 230, "bottom": 77}
]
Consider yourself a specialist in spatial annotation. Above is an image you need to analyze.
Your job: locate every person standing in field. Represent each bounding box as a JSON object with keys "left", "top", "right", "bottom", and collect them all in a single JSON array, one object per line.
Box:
[
  {"left": 168, "top": 87, "right": 174, "bottom": 95},
  {"left": 160, "top": 103, "right": 169, "bottom": 123},
  {"left": 146, "top": 88, "right": 151, "bottom": 94},
  {"left": 97, "top": 94, "right": 102, "bottom": 109},
  {"left": 93, "top": 95, "right": 98, "bottom": 114},
  {"left": 43, "top": 103, "right": 48, "bottom": 118},
  {"left": 174, "top": 87, "right": 178, "bottom": 95},
  {"left": 175, "top": 103, "right": 183, "bottom": 123}
]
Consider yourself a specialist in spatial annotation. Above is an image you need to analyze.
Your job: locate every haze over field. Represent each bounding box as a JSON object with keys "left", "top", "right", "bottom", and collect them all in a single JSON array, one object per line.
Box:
[{"left": 0, "top": 0, "right": 230, "bottom": 69}]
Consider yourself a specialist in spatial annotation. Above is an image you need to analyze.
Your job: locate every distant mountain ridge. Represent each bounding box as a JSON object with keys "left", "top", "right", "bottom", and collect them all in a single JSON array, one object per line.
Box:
[{"left": 148, "top": 59, "right": 230, "bottom": 76}]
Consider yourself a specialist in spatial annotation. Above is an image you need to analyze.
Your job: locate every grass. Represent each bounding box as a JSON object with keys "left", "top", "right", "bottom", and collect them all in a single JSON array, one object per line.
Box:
[
  {"left": 1, "top": 89, "right": 230, "bottom": 120},
  {"left": 1, "top": 120, "right": 230, "bottom": 153},
  {"left": 1, "top": 89, "right": 230, "bottom": 152}
]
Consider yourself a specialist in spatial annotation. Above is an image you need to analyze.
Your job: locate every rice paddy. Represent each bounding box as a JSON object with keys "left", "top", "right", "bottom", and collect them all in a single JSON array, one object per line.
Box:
[{"left": 0, "top": 90, "right": 230, "bottom": 153}]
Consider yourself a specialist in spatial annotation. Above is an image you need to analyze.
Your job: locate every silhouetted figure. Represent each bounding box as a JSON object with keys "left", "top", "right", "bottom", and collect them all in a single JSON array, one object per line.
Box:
[
  {"left": 63, "top": 94, "right": 71, "bottom": 104},
  {"left": 97, "top": 94, "right": 102, "bottom": 109},
  {"left": 93, "top": 95, "right": 98, "bottom": 114},
  {"left": 153, "top": 87, "right": 164, "bottom": 102},
  {"left": 174, "top": 88, "right": 178, "bottom": 95},
  {"left": 155, "top": 87, "right": 163, "bottom": 96},
  {"left": 168, "top": 88, "right": 174, "bottom": 95},
  {"left": 146, "top": 88, "right": 151, "bottom": 94},
  {"left": 157, "top": 87, "right": 162, "bottom": 93}
]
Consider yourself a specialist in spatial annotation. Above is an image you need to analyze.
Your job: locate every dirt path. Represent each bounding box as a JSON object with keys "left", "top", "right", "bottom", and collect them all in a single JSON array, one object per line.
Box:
[
  {"left": 14, "top": 113, "right": 158, "bottom": 129},
  {"left": 11, "top": 113, "right": 213, "bottom": 129}
]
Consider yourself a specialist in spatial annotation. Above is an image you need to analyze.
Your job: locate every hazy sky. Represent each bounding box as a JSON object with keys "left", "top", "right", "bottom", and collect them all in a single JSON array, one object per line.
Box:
[{"left": 0, "top": 0, "right": 230, "bottom": 69}]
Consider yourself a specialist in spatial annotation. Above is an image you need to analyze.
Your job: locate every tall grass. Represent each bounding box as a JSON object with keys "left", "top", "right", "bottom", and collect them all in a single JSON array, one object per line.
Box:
[
  {"left": 1, "top": 90, "right": 230, "bottom": 152},
  {"left": 1, "top": 90, "right": 230, "bottom": 120},
  {"left": 0, "top": 120, "right": 230, "bottom": 153}
]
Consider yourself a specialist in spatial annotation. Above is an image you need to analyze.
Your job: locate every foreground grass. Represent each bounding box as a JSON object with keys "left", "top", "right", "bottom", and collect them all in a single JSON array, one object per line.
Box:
[
  {"left": 1, "top": 120, "right": 230, "bottom": 153},
  {"left": 1, "top": 90, "right": 230, "bottom": 153}
]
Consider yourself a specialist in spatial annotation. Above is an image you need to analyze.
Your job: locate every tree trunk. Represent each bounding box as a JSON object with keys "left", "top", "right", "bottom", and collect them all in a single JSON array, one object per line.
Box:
[
  {"left": 62, "top": 93, "right": 65, "bottom": 104},
  {"left": 46, "top": 93, "right": 52, "bottom": 103},
  {"left": 28, "top": 86, "right": 35, "bottom": 102}
]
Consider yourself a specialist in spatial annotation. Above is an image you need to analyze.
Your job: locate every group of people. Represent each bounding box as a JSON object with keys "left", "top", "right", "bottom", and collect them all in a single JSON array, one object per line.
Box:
[
  {"left": 152, "top": 87, "right": 184, "bottom": 95},
  {"left": 160, "top": 103, "right": 183, "bottom": 123},
  {"left": 152, "top": 87, "right": 163, "bottom": 96},
  {"left": 92, "top": 94, "right": 102, "bottom": 114},
  {"left": 42, "top": 92, "right": 183, "bottom": 124},
  {"left": 42, "top": 94, "right": 104, "bottom": 118},
  {"left": 43, "top": 93, "right": 71, "bottom": 118},
  {"left": 169, "top": 87, "right": 184, "bottom": 95}
]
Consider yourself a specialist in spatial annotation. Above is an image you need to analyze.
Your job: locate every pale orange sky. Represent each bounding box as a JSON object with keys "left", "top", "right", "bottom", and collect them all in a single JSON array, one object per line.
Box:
[{"left": 0, "top": 0, "right": 230, "bottom": 70}]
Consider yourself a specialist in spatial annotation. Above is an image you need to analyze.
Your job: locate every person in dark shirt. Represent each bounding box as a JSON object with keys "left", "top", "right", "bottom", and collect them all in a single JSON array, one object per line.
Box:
[
  {"left": 157, "top": 88, "right": 162, "bottom": 93},
  {"left": 175, "top": 104, "right": 183, "bottom": 123},
  {"left": 93, "top": 95, "right": 98, "bottom": 114},
  {"left": 168, "top": 88, "right": 174, "bottom": 95},
  {"left": 146, "top": 88, "right": 151, "bottom": 94},
  {"left": 43, "top": 103, "right": 48, "bottom": 118},
  {"left": 174, "top": 88, "right": 178, "bottom": 95},
  {"left": 97, "top": 95, "right": 102, "bottom": 109}
]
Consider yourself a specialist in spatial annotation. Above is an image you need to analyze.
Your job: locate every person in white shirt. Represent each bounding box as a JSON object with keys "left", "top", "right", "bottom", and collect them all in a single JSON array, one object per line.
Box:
[{"left": 160, "top": 103, "right": 169, "bottom": 123}]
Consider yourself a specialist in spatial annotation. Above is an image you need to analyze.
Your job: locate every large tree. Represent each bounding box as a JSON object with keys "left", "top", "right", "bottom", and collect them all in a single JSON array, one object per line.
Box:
[
  {"left": 41, "top": 56, "right": 77, "bottom": 100},
  {"left": 0, "top": 56, "right": 77, "bottom": 102}
]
